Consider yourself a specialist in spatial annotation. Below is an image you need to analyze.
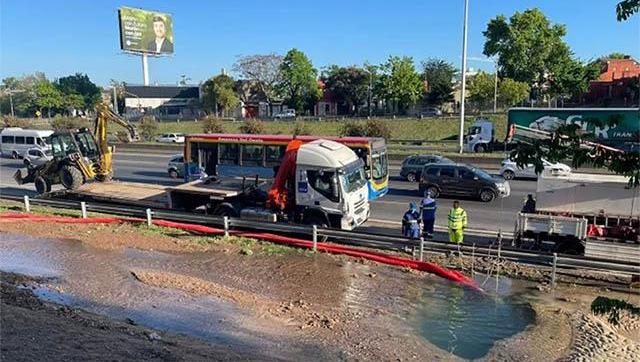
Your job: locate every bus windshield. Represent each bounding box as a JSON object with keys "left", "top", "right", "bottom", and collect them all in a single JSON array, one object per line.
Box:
[
  {"left": 340, "top": 159, "right": 367, "bottom": 193},
  {"left": 371, "top": 151, "right": 388, "bottom": 180}
]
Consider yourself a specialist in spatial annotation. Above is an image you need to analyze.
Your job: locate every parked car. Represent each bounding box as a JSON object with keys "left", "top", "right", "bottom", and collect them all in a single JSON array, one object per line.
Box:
[
  {"left": 420, "top": 107, "right": 442, "bottom": 117},
  {"left": 167, "top": 154, "right": 185, "bottom": 179},
  {"left": 400, "top": 155, "right": 454, "bottom": 182},
  {"left": 274, "top": 109, "right": 296, "bottom": 119},
  {"left": 419, "top": 163, "right": 510, "bottom": 202},
  {"left": 499, "top": 158, "right": 571, "bottom": 180},
  {"left": 155, "top": 133, "right": 185, "bottom": 143},
  {"left": 22, "top": 147, "right": 53, "bottom": 167}
]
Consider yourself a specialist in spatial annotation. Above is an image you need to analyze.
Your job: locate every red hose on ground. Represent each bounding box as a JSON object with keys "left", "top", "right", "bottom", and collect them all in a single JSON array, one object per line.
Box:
[{"left": 0, "top": 212, "right": 481, "bottom": 290}]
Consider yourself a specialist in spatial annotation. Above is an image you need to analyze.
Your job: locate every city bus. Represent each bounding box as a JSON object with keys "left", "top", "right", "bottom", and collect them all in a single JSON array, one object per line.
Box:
[{"left": 183, "top": 133, "right": 388, "bottom": 200}]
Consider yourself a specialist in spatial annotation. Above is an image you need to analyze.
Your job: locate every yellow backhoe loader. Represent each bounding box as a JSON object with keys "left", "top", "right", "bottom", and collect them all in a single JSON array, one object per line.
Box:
[{"left": 14, "top": 102, "right": 139, "bottom": 193}]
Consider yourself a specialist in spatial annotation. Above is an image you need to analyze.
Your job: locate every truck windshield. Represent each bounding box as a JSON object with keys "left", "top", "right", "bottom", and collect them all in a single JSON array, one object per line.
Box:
[
  {"left": 340, "top": 160, "right": 367, "bottom": 193},
  {"left": 371, "top": 151, "right": 388, "bottom": 180},
  {"left": 468, "top": 126, "right": 481, "bottom": 135}
]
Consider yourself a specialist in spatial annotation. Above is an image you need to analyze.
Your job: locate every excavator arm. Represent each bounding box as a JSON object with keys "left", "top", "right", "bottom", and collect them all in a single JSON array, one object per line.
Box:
[{"left": 93, "top": 102, "right": 140, "bottom": 180}]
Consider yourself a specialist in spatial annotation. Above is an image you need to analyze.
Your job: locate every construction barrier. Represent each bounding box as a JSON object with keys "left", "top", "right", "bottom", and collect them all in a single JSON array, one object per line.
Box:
[{"left": 0, "top": 212, "right": 481, "bottom": 290}]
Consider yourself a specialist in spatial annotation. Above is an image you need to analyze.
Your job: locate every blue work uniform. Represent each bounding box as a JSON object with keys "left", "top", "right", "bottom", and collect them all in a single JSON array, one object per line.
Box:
[
  {"left": 420, "top": 196, "right": 437, "bottom": 237},
  {"left": 402, "top": 209, "right": 421, "bottom": 239}
]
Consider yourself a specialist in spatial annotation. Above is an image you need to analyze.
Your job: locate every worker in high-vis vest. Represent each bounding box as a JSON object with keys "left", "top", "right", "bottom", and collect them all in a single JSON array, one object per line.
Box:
[
  {"left": 447, "top": 200, "right": 467, "bottom": 244},
  {"left": 420, "top": 190, "right": 437, "bottom": 238}
]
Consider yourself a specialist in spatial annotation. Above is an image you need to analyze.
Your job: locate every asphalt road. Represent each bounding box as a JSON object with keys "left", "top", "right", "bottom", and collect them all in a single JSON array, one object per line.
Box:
[{"left": 0, "top": 150, "right": 536, "bottom": 243}]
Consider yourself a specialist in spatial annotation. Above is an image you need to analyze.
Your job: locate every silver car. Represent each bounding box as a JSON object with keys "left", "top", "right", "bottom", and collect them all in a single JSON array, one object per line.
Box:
[
  {"left": 499, "top": 158, "right": 571, "bottom": 180},
  {"left": 22, "top": 147, "right": 52, "bottom": 167}
]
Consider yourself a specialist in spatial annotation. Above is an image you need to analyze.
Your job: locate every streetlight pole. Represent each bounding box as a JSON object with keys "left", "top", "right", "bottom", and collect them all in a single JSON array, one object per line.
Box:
[
  {"left": 368, "top": 71, "right": 373, "bottom": 117},
  {"left": 458, "top": 0, "right": 469, "bottom": 154},
  {"left": 9, "top": 92, "right": 14, "bottom": 117},
  {"left": 493, "top": 65, "right": 498, "bottom": 113}
]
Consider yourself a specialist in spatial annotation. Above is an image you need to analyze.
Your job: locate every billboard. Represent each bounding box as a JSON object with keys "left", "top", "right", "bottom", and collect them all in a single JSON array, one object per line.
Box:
[{"left": 118, "top": 7, "right": 174, "bottom": 55}]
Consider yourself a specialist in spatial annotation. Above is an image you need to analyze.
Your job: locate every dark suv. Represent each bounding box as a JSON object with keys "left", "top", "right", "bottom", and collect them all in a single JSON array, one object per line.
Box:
[
  {"left": 399, "top": 155, "right": 454, "bottom": 182},
  {"left": 418, "top": 164, "right": 510, "bottom": 202}
]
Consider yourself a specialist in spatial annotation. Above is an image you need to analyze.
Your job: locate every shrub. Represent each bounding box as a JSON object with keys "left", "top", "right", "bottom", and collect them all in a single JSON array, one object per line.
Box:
[
  {"left": 1, "top": 116, "right": 32, "bottom": 128},
  {"left": 239, "top": 119, "right": 265, "bottom": 134},
  {"left": 202, "top": 116, "right": 225, "bottom": 134},
  {"left": 364, "top": 119, "right": 391, "bottom": 140},
  {"left": 139, "top": 116, "right": 159, "bottom": 141},
  {"left": 292, "top": 122, "right": 310, "bottom": 136},
  {"left": 50, "top": 116, "right": 90, "bottom": 131},
  {"left": 340, "top": 121, "right": 366, "bottom": 137}
]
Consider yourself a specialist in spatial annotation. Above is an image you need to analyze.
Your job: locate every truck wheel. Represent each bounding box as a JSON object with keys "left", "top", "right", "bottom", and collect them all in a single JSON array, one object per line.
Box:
[
  {"left": 479, "top": 189, "right": 496, "bottom": 202},
  {"left": 502, "top": 170, "right": 515, "bottom": 180},
  {"left": 60, "top": 165, "right": 83, "bottom": 190},
  {"left": 426, "top": 186, "right": 439, "bottom": 198},
  {"left": 212, "top": 203, "right": 238, "bottom": 217},
  {"left": 168, "top": 169, "right": 179, "bottom": 179},
  {"left": 11, "top": 151, "right": 19, "bottom": 159},
  {"left": 475, "top": 144, "right": 487, "bottom": 153},
  {"left": 406, "top": 172, "right": 417, "bottom": 182},
  {"left": 35, "top": 176, "right": 51, "bottom": 194}
]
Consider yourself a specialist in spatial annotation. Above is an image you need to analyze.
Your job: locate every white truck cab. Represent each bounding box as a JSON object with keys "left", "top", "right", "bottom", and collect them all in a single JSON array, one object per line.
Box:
[
  {"left": 295, "top": 140, "right": 370, "bottom": 230},
  {"left": 463, "top": 118, "right": 494, "bottom": 153}
]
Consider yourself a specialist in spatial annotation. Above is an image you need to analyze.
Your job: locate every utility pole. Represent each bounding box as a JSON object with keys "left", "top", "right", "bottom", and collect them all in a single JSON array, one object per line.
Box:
[
  {"left": 458, "top": 0, "right": 469, "bottom": 154},
  {"left": 493, "top": 68, "right": 498, "bottom": 113},
  {"left": 368, "top": 70, "right": 373, "bottom": 117},
  {"left": 9, "top": 91, "right": 15, "bottom": 117}
]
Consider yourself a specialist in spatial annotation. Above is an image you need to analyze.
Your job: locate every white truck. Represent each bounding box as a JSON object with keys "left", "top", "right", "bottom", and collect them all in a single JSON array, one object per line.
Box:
[
  {"left": 54, "top": 139, "right": 370, "bottom": 231},
  {"left": 513, "top": 170, "right": 640, "bottom": 262},
  {"left": 463, "top": 117, "right": 494, "bottom": 153}
]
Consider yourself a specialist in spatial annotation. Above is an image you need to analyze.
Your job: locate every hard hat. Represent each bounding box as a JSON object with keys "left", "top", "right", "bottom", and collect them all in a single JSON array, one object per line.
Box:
[{"left": 409, "top": 202, "right": 418, "bottom": 210}]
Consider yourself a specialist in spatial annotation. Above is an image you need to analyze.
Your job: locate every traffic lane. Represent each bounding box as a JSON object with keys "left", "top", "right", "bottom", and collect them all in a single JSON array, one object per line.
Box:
[{"left": 372, "top": 179, "right": 535, "bottom": 232}]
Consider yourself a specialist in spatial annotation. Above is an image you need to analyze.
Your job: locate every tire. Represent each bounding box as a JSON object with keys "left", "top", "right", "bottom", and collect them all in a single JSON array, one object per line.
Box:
[
  {"left": 11, "top": 151, "right": 19, "bottom": 159},
  {"left": 23, "top": 159, "right": 31, "bottom": 166},
  {"left": 406, "top": 172, "right": 417, "bottom": 182},
  {"left": 35, "top": 176, "right": 51, "bottom": 194},
  {"left": 475, "top": 144, "right": 487, "bottom": 153},
  {"left": 168, "top": 169, "right": 179, "bottom": 179},
  {"left": 212, "top": 203, "right": 238, "bottom": 217},
  {"left": 502, "top": 170, "right": 515, "bottom": 180},
  {"left": 426, "top": 185, "right": 440, "bottom": 198},
  {"left": 60, "top": 165, "right": 84, "bottom": 190},
  {"left": 479, "top": 189, "right": 496, "bottom": 202}
]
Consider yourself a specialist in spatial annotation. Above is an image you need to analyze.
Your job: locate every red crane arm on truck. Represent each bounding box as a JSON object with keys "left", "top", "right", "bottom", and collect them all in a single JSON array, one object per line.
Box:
[{"left": 267, "top": 140, "right": 303, "bottom": 212}]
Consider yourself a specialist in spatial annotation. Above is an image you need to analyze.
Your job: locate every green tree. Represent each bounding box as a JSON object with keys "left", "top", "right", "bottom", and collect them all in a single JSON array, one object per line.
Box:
[
  {"left": 322, "top": 65, "right": 369, "bottom": 115},
  {"left": 233, "top": 54, "right": 283, "bottom": 105},
  {"left": 56, "top": 73, "right": 101, "bottom": 110},
  {"left": 379, "top": 56, "right": 423, "bottom": 114},
  {"left": 62, "top": 93, "right": 85, "bottom": 115},
  {"left": 421, "top": 58, "right": 456, "bottom": 106},
  {"left": 617, "top": 0, "right": 639, "bottom": 20},
  {"left": 498, "top": 78, "right": 530, "bottom": 107},
  {"left": 467, "top": 71, "right": 495, "bottom": 110},
  {"left": 278, "top": 49, "right": 320, "bottom": 113},
  {"left": 483, "top": 9, "right": 572, "bottom": 91},
  {"left": 34, "top": 80, "right": 63, "bottom": 117},
  {"left": 1, "top": 73, "right": 46, "bottom": 117},
  {"left": 548, "top": 55, "right": 601, "bottom": 103},
  {"left": 202, "top": 74, "right": 239, "bottom": 116},
  {"left": 606, "top": 52, "right": 628, "bottom": 59}
]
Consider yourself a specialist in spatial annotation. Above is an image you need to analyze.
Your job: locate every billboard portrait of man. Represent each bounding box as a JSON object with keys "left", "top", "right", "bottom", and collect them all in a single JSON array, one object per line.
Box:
[{"left": 147, "top": 15, "right": 173, "bottom": 53}]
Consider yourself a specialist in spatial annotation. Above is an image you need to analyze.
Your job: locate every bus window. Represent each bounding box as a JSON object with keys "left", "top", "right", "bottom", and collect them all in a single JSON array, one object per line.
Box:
[
  {"left": 266, "top": 145, "right": 285, "bottom": 166},
  {"left": 219, "top": 143, "right": 239, "bottom": 165},
  {"left": 1, "top": 136, "right": 13, "bottom": 144},
  {"left": 15, "top": 136, "right": 25, "bottom": 144},
  {"left": 242, "top": 144, "right": 263, "bottom": 166},
  {"left": 26, "top": 136, "right": 35, "bottom": 144}
]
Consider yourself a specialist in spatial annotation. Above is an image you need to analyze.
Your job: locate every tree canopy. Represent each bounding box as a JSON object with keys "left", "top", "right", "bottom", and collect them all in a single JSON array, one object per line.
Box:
[
  {"left": 379, "top": 56, "right": 423, "bottom": 113},
  {"left": 617, "top": 0, "right": 639, "bottom": 20},
  {"left": 421, "top": 58, "right": 456, "bottom": 106},
  {"left": 467, "top": 71, "right": 495, "bottom": 110},
  {"left": 233, "top": 54, "right": 283, "bottom": 104},
  {"left": 498, "top": 78, "right": 530, "bottom": 107},
  {"left": 202, "top": 74, "right": 239, "bottom": 116},
  {"left": 322, "top": 65, "right": 369, "bottom": 115},
  {"left": 277, "top": 49, "right": 320, "bottom": 113},
  {"left": 55, "top": 73, "right": 101, "bottom": 110}
]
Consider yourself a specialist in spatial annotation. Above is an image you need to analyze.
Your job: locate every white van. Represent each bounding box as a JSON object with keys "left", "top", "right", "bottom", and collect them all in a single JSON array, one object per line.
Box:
[{"left": 0, "top": 128, "right": 54, "bottom": 158}]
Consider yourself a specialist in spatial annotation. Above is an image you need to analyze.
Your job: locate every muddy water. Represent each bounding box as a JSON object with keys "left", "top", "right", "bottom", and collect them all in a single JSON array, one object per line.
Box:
[
  {"left": 413, "top": 276, "right": 535, "bottom": 360},
  {"left": 0, "top": 232, "right": 537, "bottom": 360},
  {"left": 0, "top": 233, "right": 328, "bottom": 360}
]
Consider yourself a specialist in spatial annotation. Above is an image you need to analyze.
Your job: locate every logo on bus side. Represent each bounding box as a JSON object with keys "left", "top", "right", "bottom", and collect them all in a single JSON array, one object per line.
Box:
[{"left": 298, "top": 182, "right": 308, "bottom": 193}]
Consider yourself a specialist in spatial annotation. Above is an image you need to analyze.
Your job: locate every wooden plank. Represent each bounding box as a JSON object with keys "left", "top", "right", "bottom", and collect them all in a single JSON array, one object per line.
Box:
[{"left": 66, "top": 181, "right": 168, "bottom": 208}]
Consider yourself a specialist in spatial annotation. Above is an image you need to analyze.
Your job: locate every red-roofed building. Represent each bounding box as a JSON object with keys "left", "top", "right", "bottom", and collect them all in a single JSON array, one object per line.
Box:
[{"left": 584, "top": 57, "right": 640, "bottom": 106}]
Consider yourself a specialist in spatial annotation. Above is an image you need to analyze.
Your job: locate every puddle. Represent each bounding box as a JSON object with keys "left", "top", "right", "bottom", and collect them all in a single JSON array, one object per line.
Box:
[{"left": 414, "top": 275, "right": 535, "bottom": 360}]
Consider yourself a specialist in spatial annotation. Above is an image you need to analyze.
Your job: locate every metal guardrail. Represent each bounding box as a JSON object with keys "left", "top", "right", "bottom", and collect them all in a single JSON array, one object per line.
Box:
[{"left": 1, "top": 194, "right": 638, "bottom": 276}]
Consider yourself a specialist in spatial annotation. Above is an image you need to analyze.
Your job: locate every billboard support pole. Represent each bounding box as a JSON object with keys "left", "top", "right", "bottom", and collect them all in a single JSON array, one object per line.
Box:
[{"left": 142, "top": 54, "right": 150, "bottom": 86}]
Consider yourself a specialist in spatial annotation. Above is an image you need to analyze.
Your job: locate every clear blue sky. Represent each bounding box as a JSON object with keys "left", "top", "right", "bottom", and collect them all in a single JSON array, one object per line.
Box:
[{"left": 1, "top": 0, "right": 638, "bottom": 87}]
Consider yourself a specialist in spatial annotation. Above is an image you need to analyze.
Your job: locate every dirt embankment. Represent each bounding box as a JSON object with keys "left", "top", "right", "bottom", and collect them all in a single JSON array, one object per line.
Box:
[{"left": 0, "top": 272, "right": 272, "bottom": 361}]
